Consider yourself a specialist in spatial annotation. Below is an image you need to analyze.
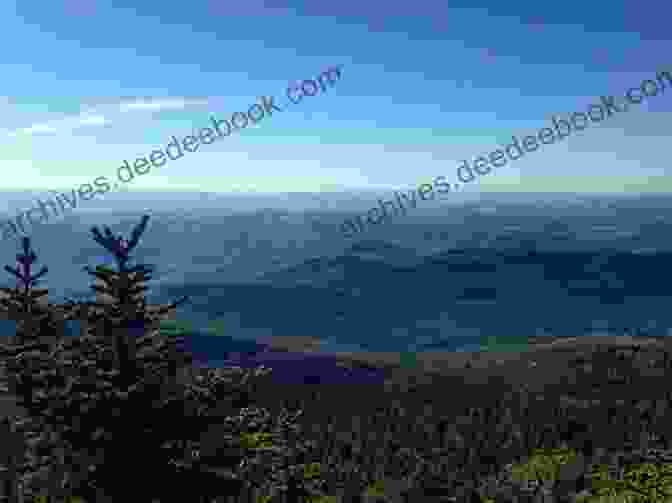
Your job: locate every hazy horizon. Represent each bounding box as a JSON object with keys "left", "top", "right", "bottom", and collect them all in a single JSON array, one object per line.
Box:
[{"left": 0, "top": 189, "right": 656, "bottom": 242}]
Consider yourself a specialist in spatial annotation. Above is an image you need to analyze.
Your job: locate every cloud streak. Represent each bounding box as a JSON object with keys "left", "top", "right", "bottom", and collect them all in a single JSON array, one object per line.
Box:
[
  {"left": 7, "top": 98, "right": 210, "bottom": 138},
  {"left": 119, "top": 98, "right": 209, "bottom": 112}
]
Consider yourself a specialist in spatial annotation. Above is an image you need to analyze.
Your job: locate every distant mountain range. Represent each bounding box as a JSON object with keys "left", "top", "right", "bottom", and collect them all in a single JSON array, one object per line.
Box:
[{"left": 2, "top": 191, "right": 672, "bottom": 361}]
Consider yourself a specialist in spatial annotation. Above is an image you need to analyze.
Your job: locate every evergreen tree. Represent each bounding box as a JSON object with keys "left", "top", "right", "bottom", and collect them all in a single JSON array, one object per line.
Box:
[
  {"left": 0, "top": 237, "right": 80, "bottom": 502},
  {"left": 0, "top": 216, "right": 327, "bottom": 503},
  {"left": 30, "top": 215, "right": 198, "bottom": 502},
  {"left": 0, "top": 237, "right": 72, "bottom": 410}
]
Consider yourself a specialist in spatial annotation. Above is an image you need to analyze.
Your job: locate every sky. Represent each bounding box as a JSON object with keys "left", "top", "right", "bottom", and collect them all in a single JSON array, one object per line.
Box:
[{"left": 1, "top": 0, "right": 671, "bottom": 196}]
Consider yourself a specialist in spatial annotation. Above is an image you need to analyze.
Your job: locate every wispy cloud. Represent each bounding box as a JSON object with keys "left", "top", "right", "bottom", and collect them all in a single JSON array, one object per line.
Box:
[
  {"left": 118, "top": 98, "right": 209, "bottom": 112},
  {"left": 8, "top": 113, "right": 109, "bottom": 137},
  {"left": 7, "top": 98, "right": 209, "bottom": 138}
]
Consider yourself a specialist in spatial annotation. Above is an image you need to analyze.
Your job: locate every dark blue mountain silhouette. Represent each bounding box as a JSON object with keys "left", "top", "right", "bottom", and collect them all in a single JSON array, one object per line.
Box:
[{"left": 144, "top": 237, "right": 672, "bottom": 361}]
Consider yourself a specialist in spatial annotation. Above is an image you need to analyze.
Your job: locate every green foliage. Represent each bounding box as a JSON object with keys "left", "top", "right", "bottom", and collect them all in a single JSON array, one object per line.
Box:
[
  {"left": 256, "top": 493, "right": 337, "bottom": 503},
  {"left": 508, "top": 445, "right": 579, "bottom": 484},
  {"left": 505, "top": 446, "right": 672, "bottom": 502},
  {"left": 580, "top": 461, "right": 672, "bottom": 502},
  {"left": 399, "top": 352, "right": 418, "bottom": 370},
  {"left": 204, "top": 317, "right": 228, "bottom": 336},
  {"left": 302, "top": 462, "right": 323, "bottom": 481},
  {"left": 305, "top": 496, "right": 339, "bottom": 503},
  {"left": 364, "top": 478, "right": 386, "bottom": 498},
  {"left": 480, "top": 335, "right": 531, "bottom": 353},
  {"left": 159, "top": 318, "right": 196, "bottom": 334},
  {"left": 240, "top": 431, "right": 276, "bottom": 449}
]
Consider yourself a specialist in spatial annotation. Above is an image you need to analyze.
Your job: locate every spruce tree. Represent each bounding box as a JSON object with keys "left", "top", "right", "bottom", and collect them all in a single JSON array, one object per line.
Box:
[
  {"left": 0, "top": 237, "right": 79, "bottom": 502},
  {"left": 0, "top": 216, "right": 328, "bottom": 503},
  {"left": 0, "top": 236, "right": 72, "bottom": 412},
  {"left": 0, "top": 220, "right": 194, "bottom": 502},
  {"left": 32, "top": 215, "right": 197, "bottom": 502}
]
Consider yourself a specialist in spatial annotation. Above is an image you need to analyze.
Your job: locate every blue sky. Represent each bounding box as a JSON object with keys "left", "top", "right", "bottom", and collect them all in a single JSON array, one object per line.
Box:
[{"left": 1, "top": 0, "right": 671, "bottom": 195}]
